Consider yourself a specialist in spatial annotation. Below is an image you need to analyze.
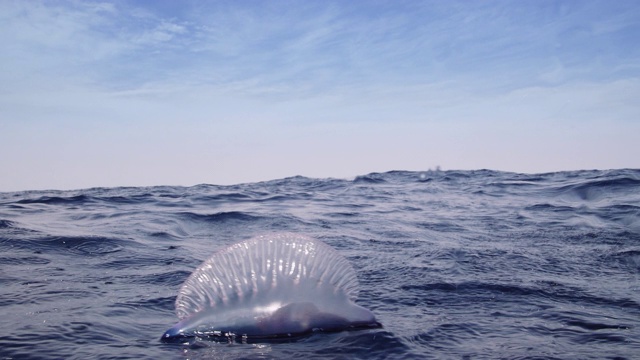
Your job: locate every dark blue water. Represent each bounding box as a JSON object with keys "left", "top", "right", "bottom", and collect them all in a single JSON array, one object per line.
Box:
[{"left": 1, "top": 169, "right": 639, "bottom": 359}]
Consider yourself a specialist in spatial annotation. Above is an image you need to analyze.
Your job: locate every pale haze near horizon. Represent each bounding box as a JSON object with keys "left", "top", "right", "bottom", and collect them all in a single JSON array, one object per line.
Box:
[{"left": 1, "top": 1, "right": 639, "bottom": 192}]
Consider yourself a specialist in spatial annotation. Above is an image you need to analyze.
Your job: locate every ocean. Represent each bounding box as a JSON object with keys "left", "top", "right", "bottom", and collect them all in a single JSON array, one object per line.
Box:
[{"left": 1, "top": 169, "right": 639, "bottom": 359}]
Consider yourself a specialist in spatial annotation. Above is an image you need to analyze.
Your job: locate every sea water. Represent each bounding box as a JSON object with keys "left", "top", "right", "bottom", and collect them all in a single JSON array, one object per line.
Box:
[{"left": 1, "top": 169, "right": 639, "bottom": 359}]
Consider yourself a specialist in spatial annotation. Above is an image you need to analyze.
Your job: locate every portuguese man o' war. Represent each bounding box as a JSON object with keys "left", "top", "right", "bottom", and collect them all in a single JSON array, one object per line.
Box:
[{"left": 161, "top": 233, "right": 381, "bottom": 341}]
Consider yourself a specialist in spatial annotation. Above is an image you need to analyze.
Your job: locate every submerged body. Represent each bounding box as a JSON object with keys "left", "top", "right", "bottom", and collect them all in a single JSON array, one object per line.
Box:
[
  {"left": 163, "top": 301, "right": 379, "bottom": 340},
  {"left": 162, "top": 234, "right": 380, "bottom": 341}
]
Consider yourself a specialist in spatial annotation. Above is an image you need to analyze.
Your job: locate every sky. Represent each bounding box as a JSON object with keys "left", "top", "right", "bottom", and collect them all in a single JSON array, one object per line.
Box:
[{"left": 1, "top": 0, "right": 639, "bottom": 191}]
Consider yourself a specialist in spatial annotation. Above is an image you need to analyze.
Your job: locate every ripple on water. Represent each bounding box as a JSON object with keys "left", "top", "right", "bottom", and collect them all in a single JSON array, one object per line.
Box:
[{"left": 29, "top": 236, "right": 126, "bottom": 256}]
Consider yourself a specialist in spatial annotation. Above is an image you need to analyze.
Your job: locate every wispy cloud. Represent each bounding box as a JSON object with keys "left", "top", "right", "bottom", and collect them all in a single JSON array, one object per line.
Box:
[
  {"left": 3, "top": 1, "right": 638, "bottom": 95},
  {"left": 0, "top": 0, "right": 638, "bottom": 190}
]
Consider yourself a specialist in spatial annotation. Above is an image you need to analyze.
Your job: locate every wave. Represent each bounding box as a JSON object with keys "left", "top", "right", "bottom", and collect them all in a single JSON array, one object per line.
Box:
[{"left": 1, "top": 168, "right": 639, "bottom": 359}]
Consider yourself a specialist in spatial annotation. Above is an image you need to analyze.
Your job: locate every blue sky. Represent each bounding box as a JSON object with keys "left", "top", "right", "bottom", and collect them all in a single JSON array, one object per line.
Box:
[{"left": 1, "top": 0, "right": 639, "bottom": 191}]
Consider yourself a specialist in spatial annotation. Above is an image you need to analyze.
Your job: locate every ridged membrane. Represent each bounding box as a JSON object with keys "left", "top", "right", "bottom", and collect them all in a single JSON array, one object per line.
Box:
[{"left": 175, "top": 233, "right": 359, "bottom": 320}]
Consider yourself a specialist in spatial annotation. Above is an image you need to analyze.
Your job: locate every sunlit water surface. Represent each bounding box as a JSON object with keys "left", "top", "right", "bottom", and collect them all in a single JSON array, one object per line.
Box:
[{"left": 1, "top": 169, "right": 639, "bottom": 359}]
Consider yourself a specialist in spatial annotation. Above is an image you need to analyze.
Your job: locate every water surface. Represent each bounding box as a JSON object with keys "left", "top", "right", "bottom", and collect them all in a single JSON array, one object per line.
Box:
[{"left": 1, "top": 169, "right": 639, "bottom": 359}]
